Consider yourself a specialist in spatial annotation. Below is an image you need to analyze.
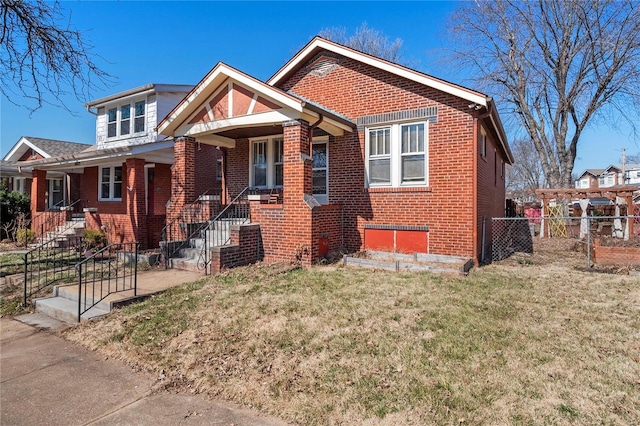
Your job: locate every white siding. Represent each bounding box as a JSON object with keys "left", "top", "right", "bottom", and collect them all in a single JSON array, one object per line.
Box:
[{"left": 156, "top": 92, "right": 190, "bottom": 123}]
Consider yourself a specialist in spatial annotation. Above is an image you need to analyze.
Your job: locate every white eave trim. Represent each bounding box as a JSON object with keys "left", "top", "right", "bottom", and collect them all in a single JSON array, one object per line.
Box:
[
  {"left": 4, "top": 137, "right": 51, "bottom": 161},
  {"left": 158, "top": 63, "right": 303, "bottom": 136},
  {"left": 267, "top": 38, "right": 488, "bottom": 107}
]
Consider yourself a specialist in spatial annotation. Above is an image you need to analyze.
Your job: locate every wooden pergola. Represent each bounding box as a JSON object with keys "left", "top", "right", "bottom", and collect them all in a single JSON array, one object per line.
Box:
[{"left": 535, "top": 185, "right": 639, "bottom": 239}]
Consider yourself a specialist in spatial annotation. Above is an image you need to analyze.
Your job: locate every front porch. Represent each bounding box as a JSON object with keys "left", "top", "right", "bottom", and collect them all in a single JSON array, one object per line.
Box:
[{"left": 158, "top": 63, "right": 355, "bottom": 271}]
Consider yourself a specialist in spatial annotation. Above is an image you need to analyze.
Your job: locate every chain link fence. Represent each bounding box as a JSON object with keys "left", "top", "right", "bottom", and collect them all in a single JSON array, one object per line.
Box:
[{"left": 491, "top": 215, "right": 640, "bottom": 270}]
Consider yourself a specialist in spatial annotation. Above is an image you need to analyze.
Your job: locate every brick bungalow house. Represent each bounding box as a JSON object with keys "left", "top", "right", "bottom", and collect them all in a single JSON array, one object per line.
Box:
[
  {"left": 15, "top": 84, "right": 225, "bottom": 249},
  {"left": 157, "top": 36, "right": 513, "bottom": 269}
]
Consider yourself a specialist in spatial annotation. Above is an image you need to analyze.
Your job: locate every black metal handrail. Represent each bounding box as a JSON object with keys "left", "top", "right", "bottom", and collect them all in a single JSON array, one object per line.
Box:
[
  {"left": 75, "top": 242, "right": 139, "bottom": 322},
  {"left": 160, "top": 188, "right": 223, "bottom": 268},
  {"left": 39, "top": 199, "right": 85, "bottom": 242},
  {"left": 23, "top": 235, "right": 85, "bottom": 306},
  {"left": 196, "top": 187, "right": 255, "bottom": 272}
]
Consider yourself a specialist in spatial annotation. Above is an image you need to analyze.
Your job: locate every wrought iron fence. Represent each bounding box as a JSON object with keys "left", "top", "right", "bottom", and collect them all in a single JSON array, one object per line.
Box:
[
  {"left": 23, "top": 235, "right": 85, "bottom": 305},
  {"left": 75, "top": 242, "right": 139, "bottom": 322},
  {"left": 491, "top": 215, "right": 640, "bottom": 269}
]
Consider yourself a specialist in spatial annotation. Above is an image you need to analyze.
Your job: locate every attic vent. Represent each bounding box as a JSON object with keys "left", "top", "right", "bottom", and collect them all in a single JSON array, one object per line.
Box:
[
  {"left": 307, "top": 56, "right": 339, "bottom": 77},
  {"left": 357, "top": 106, "right": 438, "bottom": 130}
]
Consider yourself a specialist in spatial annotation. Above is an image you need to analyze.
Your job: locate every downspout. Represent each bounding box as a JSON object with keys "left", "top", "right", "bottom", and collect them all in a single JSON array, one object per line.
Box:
[
  {"left": 472, "top": 115, "right": 479, "bottom": 265},
  {"left": 474, "top": 104, "right": 493, "bottom": 265}
]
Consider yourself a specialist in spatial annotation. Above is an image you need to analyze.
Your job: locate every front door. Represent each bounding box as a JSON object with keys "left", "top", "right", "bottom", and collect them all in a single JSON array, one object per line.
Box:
[
  {"left": 312, "top": 141, "right": 328, "bottom": 205},
  {"left": 146, "top": 166, "right": 155, "bottom": 215},
  {"left": 47, "top": 178, "right": 63, "bottom": 208}
]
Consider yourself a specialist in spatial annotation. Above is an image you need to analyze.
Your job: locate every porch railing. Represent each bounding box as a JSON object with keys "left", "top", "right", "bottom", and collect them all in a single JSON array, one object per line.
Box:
[
  {"left": 39, "top": 199, "right": 85, "bottom": 242},
  {"left": 160, "top": 188, "right": 223, "bottom": 268},
  {"left": 196, "top": 186, "right": 255, "bottom": 272},
  {"left": 75, "top": 242, "right": 139, "bottom": 322},
  {"left": 23, "top": 235, "right": 85, "bottom": 306}
]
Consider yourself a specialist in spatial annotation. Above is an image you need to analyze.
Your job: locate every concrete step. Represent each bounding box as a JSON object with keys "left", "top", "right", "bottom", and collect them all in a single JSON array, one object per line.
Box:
[
  {"left": 34, "top": 296, "right": 108, "bottom": 323},
  {"left": 55, "top": 285, "right": 112, "bottom": 312},
  {"left": 344, "top": 250, "right": 474, "bottom": 275},
  {"left": 168, "top": 257, "right": 207, "bottom": 274}
]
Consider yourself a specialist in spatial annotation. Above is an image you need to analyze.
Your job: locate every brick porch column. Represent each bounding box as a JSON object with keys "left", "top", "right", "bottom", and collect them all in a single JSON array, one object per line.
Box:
[
  {"left": 30, "top": 168, "right": 47, "bottom": 215},
  {"left": 126, "top": 158, "right": 147, "bottom": 248},
  {"left": 282, "top": 119, "right": 313, "bottom": 265},
  {"left": 167, "top": 137, "right": 197, "bottom": 240}
]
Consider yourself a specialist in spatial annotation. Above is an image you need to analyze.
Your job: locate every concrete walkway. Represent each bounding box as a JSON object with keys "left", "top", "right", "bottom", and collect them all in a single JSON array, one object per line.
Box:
[{"left": 0, "top": 318, "right": 288, "bottom": 426}]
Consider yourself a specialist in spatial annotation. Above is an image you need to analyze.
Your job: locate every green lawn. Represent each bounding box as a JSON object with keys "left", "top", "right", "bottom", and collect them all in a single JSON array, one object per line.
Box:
[{"left": 64, "top": 261, "right": 640, "bottom": 425}]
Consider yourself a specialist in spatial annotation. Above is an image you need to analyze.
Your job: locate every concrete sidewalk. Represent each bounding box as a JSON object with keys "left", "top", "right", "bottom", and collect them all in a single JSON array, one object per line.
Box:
[{"left": 0, "top": 318, "right": 288, "bottom": 426}]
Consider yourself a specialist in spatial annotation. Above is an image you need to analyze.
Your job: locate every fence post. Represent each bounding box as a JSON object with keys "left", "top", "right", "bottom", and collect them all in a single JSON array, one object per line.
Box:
[
  {"left": 77, "top": 263, "right": 82, "bottom": 322},
  {"left": 22, "top": 253, "right": 28, "bottom": 307},
  {"left": 134, "top": 242, "right": 138, "bottom": 297},
  {"left": 481, "top": 217, "right": 486, "bottom": 264},
  {"left": 586, "top": 216, "right": 591, "bottom": 269}
]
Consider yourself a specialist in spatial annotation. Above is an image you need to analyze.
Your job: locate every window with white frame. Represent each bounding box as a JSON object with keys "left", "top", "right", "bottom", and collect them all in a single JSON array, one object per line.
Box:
[
  {"left": 99, "top": 166, "right": 123, "bottom": 200},
  {"left": 106, "top": 100, "right": 146, "bottom": 139},
  {"left": 216, "top": 159, "right": 223, "bottom": 182},
  {"left": 13, "top": 177, "right": 27, "bottom": 194},
  {"left": 366, "top": 121, "right": 428, "bottom": 187},
  {"left": 313, "top": 142, "right": 328, "bottom": 201},
  {"left": 250, "top": 136, "right": 284, "bottom": 188},
  {"left": 480, "top": 127, "right": 487, "bottom": 158}
]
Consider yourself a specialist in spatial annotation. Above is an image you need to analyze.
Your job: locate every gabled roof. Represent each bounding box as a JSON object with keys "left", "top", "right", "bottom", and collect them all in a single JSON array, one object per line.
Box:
[
  {"left": 3, "top": 136, "right": 91, "bottom": 163},
  {"left": 157, "top": 62, "right": 354, "bottom": 143},
  {"left": 268, "top": 36, "right": 489, "bottom": 106},
  {"left": 86, "top": 83, "right": 194, "bottom": 108},
  {"left": 267, "top": 36, "right": 513, "bottom": 164},
  {"left": 577, "top": 168, "right": 605, "bottom": 178}
]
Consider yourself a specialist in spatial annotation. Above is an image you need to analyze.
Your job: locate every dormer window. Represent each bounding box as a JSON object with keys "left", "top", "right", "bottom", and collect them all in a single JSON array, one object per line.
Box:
[{"left": 106, "top": 99, "right": 146, "bottom": 139}]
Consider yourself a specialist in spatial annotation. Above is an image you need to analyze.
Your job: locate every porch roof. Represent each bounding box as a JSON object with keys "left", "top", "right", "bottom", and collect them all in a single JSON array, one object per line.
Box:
[
  {"left": 157, "top": 62, "right": 355, "bottom": 147},
  {"left": 3, "top": 136, "right": 92, "bottom": 163},
  {"left": 16, "top": 140, "right": 174, "bottom": 172}
]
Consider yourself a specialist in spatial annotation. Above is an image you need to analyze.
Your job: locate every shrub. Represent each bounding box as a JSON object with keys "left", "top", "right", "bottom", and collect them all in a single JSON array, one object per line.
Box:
[
  {"left": 83, "top": 229, "right": 107, "bottom": 249},
  {"left": 0, "top": 183, "right": 30, "bottom": 240},
  {"left": 16, "top": 228, "right": 36, "bottom": 245}
]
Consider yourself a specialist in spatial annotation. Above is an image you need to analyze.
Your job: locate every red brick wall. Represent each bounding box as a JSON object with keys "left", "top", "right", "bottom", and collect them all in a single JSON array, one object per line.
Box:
[
  {"left": 311, "top": 204, "right": 343, "bottom": 259},
  {"left": 278, "top": 53, "right": 480, "bottom": 260},
  {"left": 224, "top": 139, "right": 250, "bottom": 199},
  {"left": 210, "top": 223, "right": 263, "bottom": 273},
  {"left": 153, "top": 163, "right": 172, "bottom": 214},
  {"left": 249, "top": 203, "right": 288, "bottom": 262},
  {"left": 194, "top": 144, "right": 222, "bottom": 196}
]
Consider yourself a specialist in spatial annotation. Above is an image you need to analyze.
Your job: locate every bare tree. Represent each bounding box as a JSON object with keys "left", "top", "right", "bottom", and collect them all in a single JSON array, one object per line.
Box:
[
  {"left": 506, "top": 138, "right": 545, "bottom": 201},
  {"left": 319, "top": 22, "right": 405, "bottom": 64},
  {"left": 0, "top": 0, "right": 110, "bottom": 112},
  {"left": 448, "top": 0, "right": 640, "bottom": 188}
]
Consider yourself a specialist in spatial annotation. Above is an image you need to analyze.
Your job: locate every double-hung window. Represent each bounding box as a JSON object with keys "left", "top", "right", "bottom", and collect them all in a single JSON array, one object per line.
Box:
[
  {"left": 366, "top": 121, "right": 428, "bottom": 187},
  {"left": 250, "top": 136, "right": 284, "bottom": 188},
  {"left": 99, "top": 166, "right": 123, "bottom": 201},
  {"left": 105, "top": 99, "right": 145, "bottom": 139}
]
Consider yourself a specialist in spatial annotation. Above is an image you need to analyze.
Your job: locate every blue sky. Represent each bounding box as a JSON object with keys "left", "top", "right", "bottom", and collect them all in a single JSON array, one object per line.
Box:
[{"left": 1, "top": 0, "right": 638, "bottom": 172}]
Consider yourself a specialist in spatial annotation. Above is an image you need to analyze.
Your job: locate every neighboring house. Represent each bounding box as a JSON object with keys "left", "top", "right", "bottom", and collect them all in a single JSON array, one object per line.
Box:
[
  {"left": 1, "top": 136, "right": 92, "bottom": 204},
  {"left": 156, "top": 36, "right": 513, "bottom": 268},
  {"left": 574, "top": 169, "right": 604, "bottom": 189},
  {"left": 574, "top": 164, "right": 640, "bottom": 189},
  {"left": 16, "top": 84, "right": 215, "bottom": 249}
]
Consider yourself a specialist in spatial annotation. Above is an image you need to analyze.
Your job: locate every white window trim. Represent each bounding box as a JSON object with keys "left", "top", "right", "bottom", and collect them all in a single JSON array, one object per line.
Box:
[
  {"left": 364, "top": 121, "right": 429, "bottom": 188},
  {"left": 106, "top": 97, "right": 147, "bottom": 140},
  {"left": 13, "top": 177, "right": 27, "bottom": 194},
  {"left": 249, "top": 135, "right": 284, "bottom": 189},
  {"left": 313, "top": 138, "right": 329, "bottom": 204},
  {"left": 98, "top": 166, "right": 123, "bottom": 201}
]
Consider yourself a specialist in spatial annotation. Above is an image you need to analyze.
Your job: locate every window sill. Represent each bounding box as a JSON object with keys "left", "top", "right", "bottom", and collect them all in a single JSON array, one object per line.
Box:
[
  {"left": 365, "top": 186, "right": 432, "bottom": 193},
  {"left": 98, "top": 199, "right": 122, "bottom": 202}
]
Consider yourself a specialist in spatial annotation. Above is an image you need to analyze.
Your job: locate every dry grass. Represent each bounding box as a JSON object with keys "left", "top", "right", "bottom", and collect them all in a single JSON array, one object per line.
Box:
[{"left": 64, "top": 256, "right": 640, "bottom": 425}]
